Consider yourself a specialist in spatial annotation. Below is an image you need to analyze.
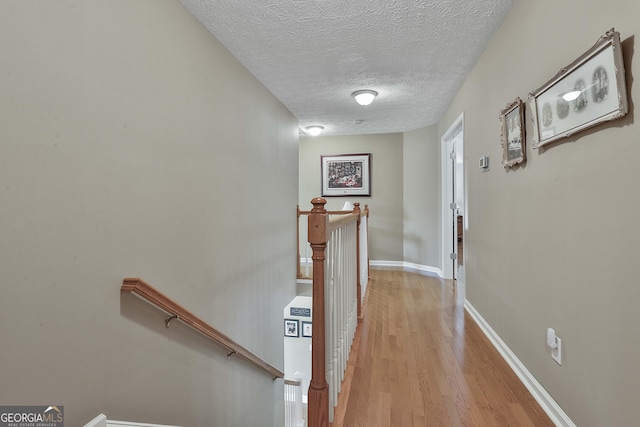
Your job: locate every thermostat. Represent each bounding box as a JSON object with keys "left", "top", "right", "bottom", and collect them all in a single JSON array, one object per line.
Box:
[{"left": 479, "top": 156, "right": 489, "bottom": 170}]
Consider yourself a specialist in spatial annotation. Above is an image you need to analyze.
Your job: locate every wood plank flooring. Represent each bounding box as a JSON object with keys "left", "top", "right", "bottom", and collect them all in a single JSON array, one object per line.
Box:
[{"left": 331, "top": 269, "right": 554, "bottom": 427}]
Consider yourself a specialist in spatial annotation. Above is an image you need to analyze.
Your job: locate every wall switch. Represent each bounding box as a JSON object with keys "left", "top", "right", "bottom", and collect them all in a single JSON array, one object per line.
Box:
[{"left": 551, "top": 337, "right": 562, "bottom": 365}]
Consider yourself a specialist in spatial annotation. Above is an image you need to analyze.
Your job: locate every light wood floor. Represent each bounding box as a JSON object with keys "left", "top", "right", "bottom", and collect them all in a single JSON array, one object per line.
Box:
[{"left": 331, "top": 269, "right": 554, "bottom": 427}]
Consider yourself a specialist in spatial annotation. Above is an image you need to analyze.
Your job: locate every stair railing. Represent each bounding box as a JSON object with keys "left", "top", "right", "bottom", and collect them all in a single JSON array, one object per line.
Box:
[
  {"left": 121, "top": 278, "right": 284, "bottom": 380},
  {"left": 298, "top": 203, "right": 370, "bottom": 284},
  {"left": 284, "top": 372, "right": 305, "bottom": 427},
  {"left": 306, "top": 198, "right": 369, "bottom": 427}
]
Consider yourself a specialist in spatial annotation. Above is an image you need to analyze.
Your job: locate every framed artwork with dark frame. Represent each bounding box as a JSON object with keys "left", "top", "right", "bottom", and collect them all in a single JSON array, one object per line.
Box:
[
  {"left": 529, "top": 28, "right": 628, "bottom": 148},
  {"left": 500, "top": 97, "right": 526, "bottom": 168},
  {"left": 284, "top": 319, "right": 299, "bottom": 337},
  {"left": 301, "top": 321, "right": 312, "bottom": 338},
  {"left": 321, "top": 153, "right": 371, "bottom": 197}
]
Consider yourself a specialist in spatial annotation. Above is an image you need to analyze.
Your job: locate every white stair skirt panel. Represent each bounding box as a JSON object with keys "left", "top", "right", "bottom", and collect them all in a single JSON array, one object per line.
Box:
[{"left": 84, "top": 414, "right": 183, "bottom": 427}]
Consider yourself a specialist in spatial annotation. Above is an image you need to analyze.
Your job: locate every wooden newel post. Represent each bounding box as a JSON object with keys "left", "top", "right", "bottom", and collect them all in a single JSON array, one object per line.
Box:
[
  {"left": 354, "top": 203, "right": 362, "bottom": 319},
  {"left": 307, "top": 197, "right": 329, "bottom": 427}
]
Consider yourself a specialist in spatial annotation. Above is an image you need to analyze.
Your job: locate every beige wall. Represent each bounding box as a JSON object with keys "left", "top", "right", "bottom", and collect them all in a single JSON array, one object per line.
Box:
[
  {"left": 439, "top": 0, "right": 640, "bottom": 425},
  {"left": 402, "top": 126, "right": 441, "bottom": 269},
  {"left": 299, "top": 133, "right": 404, "bottom": 262},
  {"left": 5, "top": 0, "right": 637, "bottom": 424},
  {"left": 298, "top": 128, "right": 440, "bottom": 269},
  {"left": 0, "top": 1, "right": 298, "bottom": 426}
]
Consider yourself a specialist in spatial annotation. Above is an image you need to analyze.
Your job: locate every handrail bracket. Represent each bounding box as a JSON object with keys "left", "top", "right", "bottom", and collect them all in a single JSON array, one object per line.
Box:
[{"left": 165, "top": 314, "right": 179, "bottom": 328}]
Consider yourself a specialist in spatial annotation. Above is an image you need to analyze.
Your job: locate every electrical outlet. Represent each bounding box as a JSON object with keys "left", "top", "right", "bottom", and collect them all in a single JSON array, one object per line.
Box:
[{"left": 551, "top": 337, "right": 562, "bottom": 365}]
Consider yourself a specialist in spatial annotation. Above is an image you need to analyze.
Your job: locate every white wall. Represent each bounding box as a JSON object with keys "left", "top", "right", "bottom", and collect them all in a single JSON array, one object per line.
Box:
[
  {"left": 283, "top": 297, "right": 313, "bottom": 399},
  {"left": 0, "top": 1, "right": 298, "bottom": 426},
  {"left": 438, "top": 0, "right": 640, "bottom": 425}
]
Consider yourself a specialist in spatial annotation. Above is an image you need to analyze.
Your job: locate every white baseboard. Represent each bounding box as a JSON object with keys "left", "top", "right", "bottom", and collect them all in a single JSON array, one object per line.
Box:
[
  {"left": 84, "top": 414, "right": 183, "bottom": 427},
  {"left": 369, "top": 260, "right": 443, "bottom": 278},
  {"left": 303, "top": 258, "right": 443, "bottom": 278},
  {"left": 299, "top": 261, "right": 572, "bottom": 424},
  {"left": 464, "top": 301, "right": 576, "bottom": 427}
]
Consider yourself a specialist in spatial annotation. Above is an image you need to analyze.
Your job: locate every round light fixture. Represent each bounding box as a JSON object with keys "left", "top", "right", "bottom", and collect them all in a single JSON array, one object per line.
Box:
[
  {"left": 352, "top": 89, "right": 378, "bottom": 106},
  {"left": 305, "top": 125, "right": 324, "bottom": 136}
]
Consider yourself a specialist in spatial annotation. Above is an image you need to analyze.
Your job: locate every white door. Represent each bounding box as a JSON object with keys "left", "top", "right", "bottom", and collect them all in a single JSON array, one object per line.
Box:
[
  {"left": 452, "top": 131, "right": 465, "bottom": 285},
  {"left": 441, "top": 113, "right": 465, "bottom": 291}
]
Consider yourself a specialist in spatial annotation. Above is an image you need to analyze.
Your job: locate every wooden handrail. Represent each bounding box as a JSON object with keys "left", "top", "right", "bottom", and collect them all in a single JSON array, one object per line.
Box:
[
  {"left": 121, "top": 278, "right": 284, "bottom": 380},
  {"left": 327, "top": 211, "right": 358, "bottom": 233},
  {"left": 299, "top": 209, "right": 367, "bottom": 216}
]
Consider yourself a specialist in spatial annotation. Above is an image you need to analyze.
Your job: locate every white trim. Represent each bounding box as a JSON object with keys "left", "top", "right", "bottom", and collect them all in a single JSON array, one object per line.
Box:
[
  {"left": 370, "top": 260, "right": 404, "bottom": 269},
  {"left": 84, "top": 415, "right": 182, "bottom": 427},
  {"left": 108, "top": 422, "right": 182, "bottom": 427},
  {"left": 84, "top": 414, "right": 107, "bottom": 427},
  {"left": 369, "top": 260, "right": 443, "bottom": 278},
  {"left": 402, "top": 261, "right": 443, "bottom": 278},
  {"left": 464, "top": 301, "right": 576, "bottom": 427},
  {"left": 441, "top": 113, "right": 464, "bottom": 280}
]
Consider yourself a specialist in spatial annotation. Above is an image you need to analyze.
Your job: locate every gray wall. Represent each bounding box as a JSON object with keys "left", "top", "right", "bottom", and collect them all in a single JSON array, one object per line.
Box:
[
  {"left": 402, "top": 126, "right": 441, "bottom": 269},
  {"left": 438, "top": 0, "right": 640, "bottom": 425},
  {"left": 299, "top": 133, "right": 404, "bottom": 262},
  {"left": 0, "top": 1, "right": 298, "bottom": 426}
]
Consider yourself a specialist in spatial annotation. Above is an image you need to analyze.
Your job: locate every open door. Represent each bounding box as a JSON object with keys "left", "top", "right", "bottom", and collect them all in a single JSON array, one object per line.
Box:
[
  {"left": 452, "top": 128, "right": 465, "bottom": 282},
  {"left": 441, "top": 113, "right": 465, "bottom": 290}
]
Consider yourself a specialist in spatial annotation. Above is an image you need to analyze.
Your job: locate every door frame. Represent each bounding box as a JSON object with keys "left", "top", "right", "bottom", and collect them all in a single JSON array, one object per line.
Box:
[{"left": 441, "top": 113, "right": 465, "bottom": 280}]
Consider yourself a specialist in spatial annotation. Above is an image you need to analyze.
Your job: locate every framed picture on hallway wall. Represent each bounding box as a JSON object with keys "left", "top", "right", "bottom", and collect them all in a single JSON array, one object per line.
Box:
[
  {"left": 301, "top": 321, "right": 312, "bottom": 338},
  {"left": 284, "top": 319, "right": 299, "bottom": 337},
  {"left": 321, "top": 153, "right": 371, "bottom": 197},
  {"left": 500, "top": 97, "right": 526, "bottom": 168},
  {"left": 529, "top": 28, "right": 628, "bottom": 148}
]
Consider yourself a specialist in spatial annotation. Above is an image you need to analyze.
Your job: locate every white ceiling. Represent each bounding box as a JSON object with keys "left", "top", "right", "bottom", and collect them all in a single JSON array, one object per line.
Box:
[{"left": 178, "top": 0, "right": 514, "bottom": 137}]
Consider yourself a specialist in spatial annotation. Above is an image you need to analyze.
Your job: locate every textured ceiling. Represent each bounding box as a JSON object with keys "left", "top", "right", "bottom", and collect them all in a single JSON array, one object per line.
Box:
[{"left": 178, "top": 0, "right": 514, "bottom": 136}]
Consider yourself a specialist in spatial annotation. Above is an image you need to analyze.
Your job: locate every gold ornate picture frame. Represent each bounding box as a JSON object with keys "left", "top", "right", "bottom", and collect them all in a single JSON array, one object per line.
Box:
[{"left": 500, "top": 97, "right": 526, "bottom": 168}]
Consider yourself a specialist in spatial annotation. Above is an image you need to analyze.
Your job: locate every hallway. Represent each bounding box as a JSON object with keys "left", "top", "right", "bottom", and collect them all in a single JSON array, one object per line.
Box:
[{"left": 331, "top": 269, "right": 554, "bottom": 427}]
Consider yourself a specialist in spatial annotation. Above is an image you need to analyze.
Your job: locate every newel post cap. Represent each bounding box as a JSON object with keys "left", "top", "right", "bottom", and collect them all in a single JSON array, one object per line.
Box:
[{"left": 310, "top": 197, "right": 327, "bottom": 213}]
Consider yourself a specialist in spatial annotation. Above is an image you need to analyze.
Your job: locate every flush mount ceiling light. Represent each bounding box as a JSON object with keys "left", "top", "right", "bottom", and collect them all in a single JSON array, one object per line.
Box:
[
  {"left": 305, "top": 125, "right": 324, "bottom": 136},
  {"left": 352, "top": 89, "right": 378, "bottom": 106}
]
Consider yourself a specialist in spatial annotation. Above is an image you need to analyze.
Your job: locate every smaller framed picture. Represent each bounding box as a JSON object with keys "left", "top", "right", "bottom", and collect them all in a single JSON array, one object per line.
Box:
[
  {"left": 500, "top": 97, "right": 526, "bottom": 168},
  {"left": 301, "top": 321, "right": 312, "bottom": 338},
  {"left": 284, "top": 319, "right": 299, "bottom": 337}
]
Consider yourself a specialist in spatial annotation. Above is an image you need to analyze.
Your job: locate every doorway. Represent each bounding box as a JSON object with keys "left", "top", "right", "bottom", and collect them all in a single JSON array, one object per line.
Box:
[{"left": 441, "top": 113, "right": 465, "bottom": 292}]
